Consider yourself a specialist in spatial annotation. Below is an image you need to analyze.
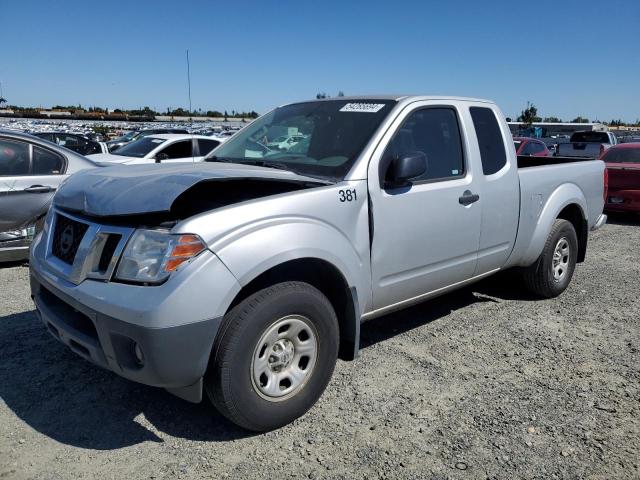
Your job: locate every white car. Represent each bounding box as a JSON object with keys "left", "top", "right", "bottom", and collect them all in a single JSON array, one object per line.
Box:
[
  {"left": 87, "top": 134, "right": 226, "bottom": 164},
  {"left": 267, "top": 134, "right": 305, "bottom": 151}
]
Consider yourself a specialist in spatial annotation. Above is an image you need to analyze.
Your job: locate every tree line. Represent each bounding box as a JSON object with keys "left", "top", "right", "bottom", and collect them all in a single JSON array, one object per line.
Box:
[
  {"left": 1, "top": 103, "right": 259, "bottom": 119},
  {"left": 512, "top": 101, "right": 639, "bottom": 127}
]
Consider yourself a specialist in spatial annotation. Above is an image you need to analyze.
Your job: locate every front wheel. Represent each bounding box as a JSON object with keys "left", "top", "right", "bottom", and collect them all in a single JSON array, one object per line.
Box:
[
  {"left": 205, "top": 282, "right": 339, "bottom": 431},
  {"left": 522, "top": 219, "right": 578, "bottom": 298}
]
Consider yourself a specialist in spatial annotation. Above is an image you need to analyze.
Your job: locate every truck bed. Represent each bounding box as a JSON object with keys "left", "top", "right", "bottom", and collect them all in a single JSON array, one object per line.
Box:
[
  {"left": 505, "top": 156, "right": 606, "bottom": 269},
  {"left": 517, "top": 155, "right": 594, "bottom": 168}
]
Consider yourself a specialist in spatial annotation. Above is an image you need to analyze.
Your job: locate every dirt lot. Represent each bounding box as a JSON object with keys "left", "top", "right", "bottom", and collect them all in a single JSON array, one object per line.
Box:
[{"left": 1, "top": 215, "right": 639, "bottom": 480}]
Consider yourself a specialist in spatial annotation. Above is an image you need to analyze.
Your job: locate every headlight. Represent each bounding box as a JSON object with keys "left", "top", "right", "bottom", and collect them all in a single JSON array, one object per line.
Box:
[{"left": 115, "top": 230, "right": 206, "bottom": 284}]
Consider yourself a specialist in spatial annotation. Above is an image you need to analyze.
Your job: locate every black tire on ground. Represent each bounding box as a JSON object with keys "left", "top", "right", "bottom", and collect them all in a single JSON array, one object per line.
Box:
[
  {"left": 522, "top": 219, "right": 578, "bottom": 298},
  {"left": 205, "top": 281, "right": 339, "bottom": 431}
]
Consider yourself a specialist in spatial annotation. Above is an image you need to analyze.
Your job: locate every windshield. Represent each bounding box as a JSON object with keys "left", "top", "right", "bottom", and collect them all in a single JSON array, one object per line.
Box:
[
  {"left": 513, "top": 141, "right": 522, "bottom": 151},
  {"left": 114, "top": 131, "right": 139, "bottom": 142},
  {"left": 603, "top": 147, "right": 640, "bottom": 164},
  {"left": 112, "top": 137, "right": 166, "bottom": 157},
  {"left": 206, "top": 99, "right": 396, "bottom": 180}
]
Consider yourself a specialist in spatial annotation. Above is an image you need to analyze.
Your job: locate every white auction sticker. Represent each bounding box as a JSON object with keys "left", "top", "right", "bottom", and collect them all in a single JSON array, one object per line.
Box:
[{"left": 339, "top": 103, "right": 386, "bottom": 113}]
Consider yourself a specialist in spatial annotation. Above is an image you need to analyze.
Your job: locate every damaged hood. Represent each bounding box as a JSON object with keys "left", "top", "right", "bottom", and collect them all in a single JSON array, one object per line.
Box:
[{"left": 54, "top": 163, "right": 328, "bottom": 217}]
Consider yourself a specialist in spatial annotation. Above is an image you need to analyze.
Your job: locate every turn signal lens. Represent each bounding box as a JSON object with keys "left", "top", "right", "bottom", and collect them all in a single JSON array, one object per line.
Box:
[{"left": 165, "top": 235, "right": 206, "bottom": 272}]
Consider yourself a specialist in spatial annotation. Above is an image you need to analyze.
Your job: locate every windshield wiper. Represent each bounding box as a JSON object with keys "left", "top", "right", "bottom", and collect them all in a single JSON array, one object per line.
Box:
[
  {"left": 206, "top": 155, "right": 238, "bottom": 163},
  {"left": 254, "top": 161, "right": 292, "bottom": 171}
]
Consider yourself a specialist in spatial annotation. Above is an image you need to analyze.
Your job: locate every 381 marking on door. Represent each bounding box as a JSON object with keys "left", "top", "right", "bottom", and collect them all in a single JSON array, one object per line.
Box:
[{"left": 338, "top": 189, "right": 357, "bottom": 202}]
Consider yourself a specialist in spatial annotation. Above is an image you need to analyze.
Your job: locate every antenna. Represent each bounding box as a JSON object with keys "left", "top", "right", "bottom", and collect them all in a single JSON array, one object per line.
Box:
[
  {"left": 186, "top": 50, "right": 192, "bottom": 118},
  {"left": 186, "top": 49, "right": 195, "bottom": 163}
]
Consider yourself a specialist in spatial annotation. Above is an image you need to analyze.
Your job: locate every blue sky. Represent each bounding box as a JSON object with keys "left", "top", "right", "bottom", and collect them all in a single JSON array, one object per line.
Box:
[{"left": 1, "top": 0, "right": 638, "bottom": 121}]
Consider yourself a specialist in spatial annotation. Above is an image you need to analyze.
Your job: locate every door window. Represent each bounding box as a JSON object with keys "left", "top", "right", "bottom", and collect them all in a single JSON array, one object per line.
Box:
[
  {"left": 196, "top": 139, "right": 220, "bottom": 156},
  {"left": 470, "top": 107, "right": 507, "bottom": 175},
  {"left": 158, "top": 140, "right": 193, "bottom": 159},
  {"left": 32, "top": 146, "right": 64, "bottom": 174},
  {"left": 0, "top": 139, "right": 30, "bottom": 176},
  {"left": 381, "top": 108, "right": 465, "bottom": 184}
]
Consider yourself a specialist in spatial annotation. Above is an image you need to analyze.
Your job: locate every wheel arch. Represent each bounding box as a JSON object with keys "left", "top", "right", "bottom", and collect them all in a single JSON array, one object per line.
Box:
[
  {"left": 517, "top": 183, "right": 589, "bottom": 267},
  {"left": 224, "top": 257, "right": 361, "bottom": 361},
  {"left": 556, "top": 203, "right": 588, "bottom": 263}
]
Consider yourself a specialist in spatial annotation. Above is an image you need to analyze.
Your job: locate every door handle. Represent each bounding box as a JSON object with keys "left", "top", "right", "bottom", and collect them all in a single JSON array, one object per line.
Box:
[
  {"left": 24, "top": 185, "right": 53, "bottom": 193},
  {"left": 459, "top": 190, "right": 480, "bottom": 206}
]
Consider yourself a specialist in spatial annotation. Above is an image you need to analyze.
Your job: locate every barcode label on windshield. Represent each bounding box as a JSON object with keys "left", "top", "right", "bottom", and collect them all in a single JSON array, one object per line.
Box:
[{"left": 339, "top": 103, "right": 386, "bottom": 113}]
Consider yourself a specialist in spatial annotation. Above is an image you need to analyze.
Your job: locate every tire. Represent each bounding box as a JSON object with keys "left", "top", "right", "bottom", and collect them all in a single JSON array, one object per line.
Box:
[
  {"left": 205, "top": 281, "right": 339, "bottom": 431},
  {"left": 522, "top": 219, "right": 578, "bottom": 298}
]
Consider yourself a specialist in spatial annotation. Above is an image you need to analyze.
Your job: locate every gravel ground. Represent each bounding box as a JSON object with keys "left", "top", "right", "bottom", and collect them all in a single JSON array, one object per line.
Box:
[{"left": 1, "top": 215, "right": 639, "bottom": 480}]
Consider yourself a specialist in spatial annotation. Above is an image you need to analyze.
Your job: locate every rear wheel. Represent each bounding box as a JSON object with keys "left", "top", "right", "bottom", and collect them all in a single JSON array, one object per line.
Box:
[
  {"left": 205, "top": 282, "right": 339, "bottom": 431},
  {"left": 522, "top": 219, "right": 578, "bottom": 298}
]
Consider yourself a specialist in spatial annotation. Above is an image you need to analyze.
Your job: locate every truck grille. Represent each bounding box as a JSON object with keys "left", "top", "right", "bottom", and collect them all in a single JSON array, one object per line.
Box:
[
  {"left": 52, "top": 214, "right": 89, "bottom": 265},
  {"left": 98, "top": 233, "right": 122, "bottom": 272}
]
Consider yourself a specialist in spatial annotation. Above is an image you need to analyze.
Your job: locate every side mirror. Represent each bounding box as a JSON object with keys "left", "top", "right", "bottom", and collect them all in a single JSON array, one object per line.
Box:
[
  {"left": 155, "top": 153, "right": 169, "bottom": 163},
  {"left": 386, "top": 152, "right": 427, "bottom": 186}
]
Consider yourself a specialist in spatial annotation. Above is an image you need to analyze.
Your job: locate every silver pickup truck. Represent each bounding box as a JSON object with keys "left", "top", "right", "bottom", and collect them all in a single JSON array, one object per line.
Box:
[
  {"left": 556, "top": 130, "right": 618, "bottom": 158},
  {"left": 29, "top": 96, "right": 607, "bottom": 431}
]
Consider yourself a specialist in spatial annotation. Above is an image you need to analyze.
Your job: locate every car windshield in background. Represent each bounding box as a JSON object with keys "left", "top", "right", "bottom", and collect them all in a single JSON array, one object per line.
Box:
[
  {"left": 514, "top": 141, "right": 522, "bottom": 151},
  {"left": 112, "top": 137, "right": 166, "bottom": 157},
  {"left": 206, "top": 99, "right": 397, "bottom": 180},
  {"left": 115, "top": 131, "right": 139, "bottom": 142},
  {"left": 603, "top": 148, "right": 640, "bottom": 164},
  {"left": 570, "top": 132, "right": 610, "bottom": 143}
]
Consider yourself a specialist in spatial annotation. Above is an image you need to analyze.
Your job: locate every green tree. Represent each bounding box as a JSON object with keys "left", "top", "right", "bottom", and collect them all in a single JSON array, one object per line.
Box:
[
  {"left": 316, "top": 92, "right": 327, "bottom": 99},
  {"left": 516, "top": 102, "right": 541, "bottom": 126},
  {"left": 570, "top": 116, "right": 589, "bottom": 123},
  {"left": 168, "top": 107, "right": 188, "bottom": 116},
  {"left": 543, "top": 116, "right": 562, "bottom": 123}
]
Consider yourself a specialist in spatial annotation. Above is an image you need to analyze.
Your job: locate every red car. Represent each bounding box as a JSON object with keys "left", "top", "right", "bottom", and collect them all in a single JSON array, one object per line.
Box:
[
  {"left": 600, "top": 143, "right": 640, "bottom": 213},
  {"left": 513, "top": 137, "right": 551, "bottom": 157}
]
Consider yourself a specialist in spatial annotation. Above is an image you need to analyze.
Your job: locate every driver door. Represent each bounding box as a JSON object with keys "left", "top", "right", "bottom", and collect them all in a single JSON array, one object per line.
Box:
[{"left": 367, "top": 103, "right": 482, "bottom": 311}]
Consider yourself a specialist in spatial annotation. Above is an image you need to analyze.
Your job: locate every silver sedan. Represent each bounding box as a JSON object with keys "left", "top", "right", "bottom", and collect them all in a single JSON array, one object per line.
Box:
[{"left": 0, "top": 130, "right": 97, "bottom": 262}]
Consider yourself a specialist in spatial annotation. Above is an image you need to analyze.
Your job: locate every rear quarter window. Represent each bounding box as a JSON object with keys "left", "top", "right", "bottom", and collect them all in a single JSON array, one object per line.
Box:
[
  {"left": 470, "top": 107, "right": 507, "bottom": 175},
  {"left": 33, "top": 146, "right": 64, "bottom": 174}
]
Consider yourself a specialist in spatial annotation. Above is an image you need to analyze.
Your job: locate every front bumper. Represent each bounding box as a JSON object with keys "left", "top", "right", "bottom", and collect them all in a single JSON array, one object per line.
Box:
[
  {"left": 0, "top": 228, "right": 34, "bottom": 262},
  {"left": 0, "top": 242, "right": 30, "bottom": 263},
  {"left": 29, "top": 238, "right": 242, "bottom": 402}
]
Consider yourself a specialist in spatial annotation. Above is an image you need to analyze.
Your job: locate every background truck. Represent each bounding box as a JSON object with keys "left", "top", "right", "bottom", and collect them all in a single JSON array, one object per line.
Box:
[
  {"left": 29, "top": 96, "right": 607, "bottom": 431},
  {"left": 556, "top": 130, "right": 618, "bottom": 158}
]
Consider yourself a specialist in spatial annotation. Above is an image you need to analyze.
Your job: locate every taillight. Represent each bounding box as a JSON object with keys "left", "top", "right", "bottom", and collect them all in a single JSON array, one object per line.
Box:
[{"left": 603, "top": 167, "right": 609, "bottom": 202}]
